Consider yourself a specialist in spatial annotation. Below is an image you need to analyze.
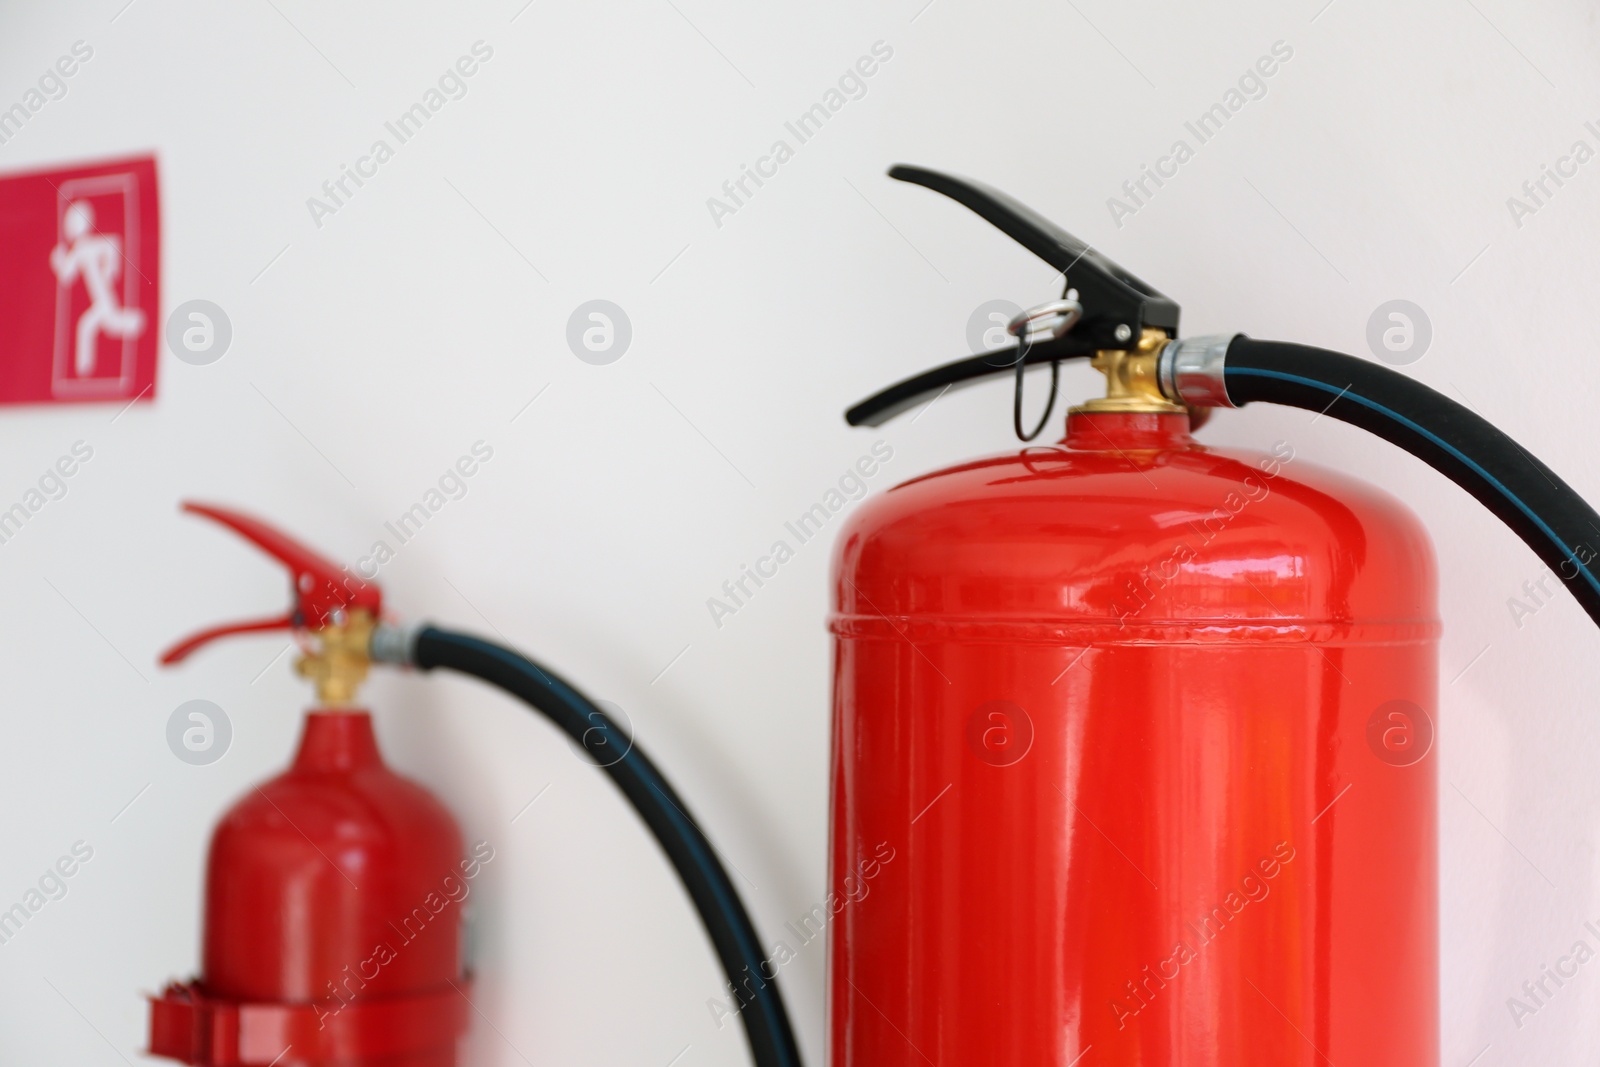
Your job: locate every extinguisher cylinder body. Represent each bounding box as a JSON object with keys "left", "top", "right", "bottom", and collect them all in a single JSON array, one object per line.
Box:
[
  {"left": 828, "top": 410, "right": 1439, "bottom": 1066},
  {"left": 150, "top": 711, "right": 473, "bottom": 1066}
]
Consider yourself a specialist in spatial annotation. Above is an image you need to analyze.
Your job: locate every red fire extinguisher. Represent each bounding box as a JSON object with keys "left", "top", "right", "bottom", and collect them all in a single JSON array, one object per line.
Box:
[
  {"left": 147, "top": 503, "right": 473, "bottom": 1067},
  {"left": 145, "top": 504, "right": 806, "bottom": 1067},
  {"left": 830, "top": 166, "right": 1600, "bottom": 1066}
]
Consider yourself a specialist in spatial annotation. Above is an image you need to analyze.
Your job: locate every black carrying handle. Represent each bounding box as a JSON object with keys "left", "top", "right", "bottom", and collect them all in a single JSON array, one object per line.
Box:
[
  {"left": 845, "top": 333, "right": 1096, "bottom": 427},
  {"left": 847, "top": 166, "right": 1182, "bottom": 428}
]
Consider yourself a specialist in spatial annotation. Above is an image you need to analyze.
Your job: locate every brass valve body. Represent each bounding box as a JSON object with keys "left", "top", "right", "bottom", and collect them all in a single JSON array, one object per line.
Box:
[
  {"left": 1072, "top": 328, "right": 1184, "bottom": 415},
  {"left": 295, "top": 609, "right": 374, "bottom": 707}
]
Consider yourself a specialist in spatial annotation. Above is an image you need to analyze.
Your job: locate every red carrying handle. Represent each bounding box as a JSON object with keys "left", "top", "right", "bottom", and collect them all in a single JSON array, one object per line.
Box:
[{"left": 160, "top": 502, "right": 381, "bottom": 665}]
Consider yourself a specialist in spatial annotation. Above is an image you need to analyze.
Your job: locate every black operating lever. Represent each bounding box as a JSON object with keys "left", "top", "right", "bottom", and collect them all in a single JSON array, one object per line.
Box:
[{"left": 846, "top": 166, "right": 1182, "bottom": 429}]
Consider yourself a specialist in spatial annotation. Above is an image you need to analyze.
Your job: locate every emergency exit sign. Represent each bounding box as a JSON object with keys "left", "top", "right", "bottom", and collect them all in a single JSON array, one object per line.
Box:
[{"left": 0, "top": 155, "right": 159, "bottom": 405}]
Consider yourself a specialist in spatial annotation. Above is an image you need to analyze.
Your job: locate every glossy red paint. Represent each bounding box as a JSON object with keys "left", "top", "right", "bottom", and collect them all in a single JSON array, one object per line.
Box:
[
  {"left": 829, "top": 410, "right": 1439, "bottom": 1066},
  {"left": 149, "top": 711, "right": 471, "bottom": 1066}
]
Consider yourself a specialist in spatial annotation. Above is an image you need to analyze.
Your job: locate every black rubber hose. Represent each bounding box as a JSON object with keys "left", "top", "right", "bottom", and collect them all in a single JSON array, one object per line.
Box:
[
  {"left": 410, "top": 626, "right": 802, "bottom": 1067},
  {"left": 1223, "top": 337, "right": 1600, "bottom": 627}
]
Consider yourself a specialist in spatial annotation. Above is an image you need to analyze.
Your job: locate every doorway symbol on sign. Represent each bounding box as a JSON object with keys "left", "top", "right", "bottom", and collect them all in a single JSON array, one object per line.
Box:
[{"left": 49, "top": 200, "right": 146, "bottom": 377}]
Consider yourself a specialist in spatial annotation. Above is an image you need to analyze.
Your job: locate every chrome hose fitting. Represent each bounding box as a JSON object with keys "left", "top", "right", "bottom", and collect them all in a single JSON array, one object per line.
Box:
[
  {"left": 370, "top": 620, "right": 426, "bottom": 667},
  {"left": 1158, "top": 334, "right": 1238, "bottom": 409}
]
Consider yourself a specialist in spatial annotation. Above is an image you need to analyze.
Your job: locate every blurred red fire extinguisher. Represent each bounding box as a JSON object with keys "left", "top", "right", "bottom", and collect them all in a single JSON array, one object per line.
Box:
[
  {"left": 145, "top": 505, "right": 805, "bottom": 1067},
  {"left": 147, "top": 504, "right": 474, "bottom": 1067}
]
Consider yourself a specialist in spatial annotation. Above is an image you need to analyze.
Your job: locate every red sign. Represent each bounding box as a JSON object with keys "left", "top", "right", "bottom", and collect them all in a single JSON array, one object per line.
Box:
[{"left": 0, "top": 155, "right": 159, "bottom": 405}]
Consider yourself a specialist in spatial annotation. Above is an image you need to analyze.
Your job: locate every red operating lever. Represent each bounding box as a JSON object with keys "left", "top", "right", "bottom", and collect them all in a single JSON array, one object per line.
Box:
[{"left": 160, "top": 502, "right": 381, "bottom": 665}]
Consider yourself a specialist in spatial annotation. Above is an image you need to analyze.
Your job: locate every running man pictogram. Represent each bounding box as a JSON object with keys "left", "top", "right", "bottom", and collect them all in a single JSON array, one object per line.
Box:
[{"left": 49, "top": 199, "right": 145, "bottom": 377}]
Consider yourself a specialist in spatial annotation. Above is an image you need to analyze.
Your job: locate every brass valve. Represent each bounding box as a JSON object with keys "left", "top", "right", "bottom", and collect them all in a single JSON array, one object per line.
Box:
[
  {"left": 294, "top": 609, "right": 375, "bottom": 707},
  {"left": 1073, "top": 328, "right": 1185, "bottom": 415}
]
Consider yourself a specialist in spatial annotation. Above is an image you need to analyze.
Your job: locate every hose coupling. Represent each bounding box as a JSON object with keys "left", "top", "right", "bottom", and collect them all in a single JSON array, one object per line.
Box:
[
  {"left": 370, "top": 620, "right": 426, "bottom": 667},
  {"left": 1158, "top": 334, "right": 1238, "bottom": 409}
]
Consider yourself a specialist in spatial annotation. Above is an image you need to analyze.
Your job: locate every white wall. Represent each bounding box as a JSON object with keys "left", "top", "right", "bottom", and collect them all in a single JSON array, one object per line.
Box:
[{"left": 0, "top": 0, "right": 1597, "bottom": 1063}]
